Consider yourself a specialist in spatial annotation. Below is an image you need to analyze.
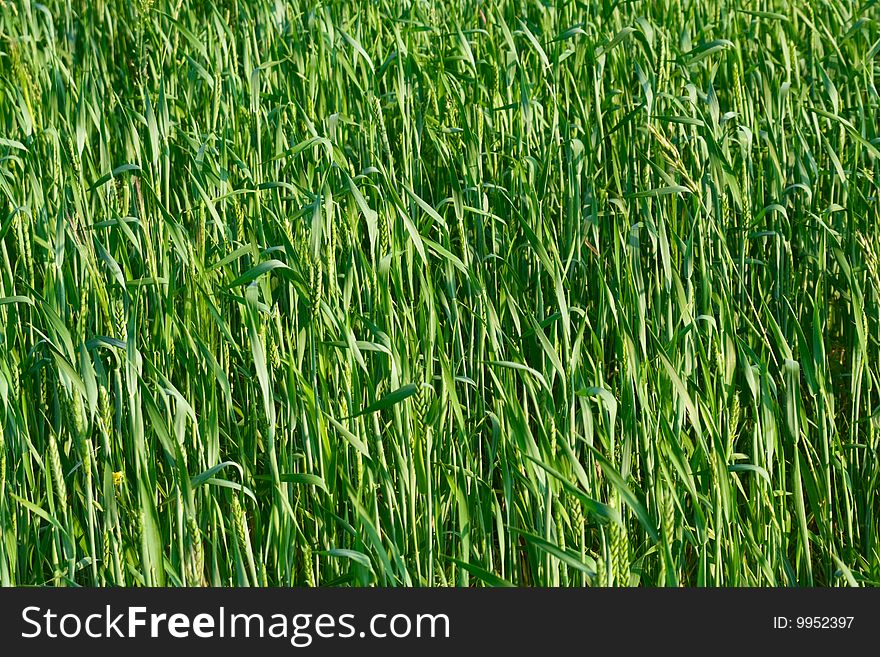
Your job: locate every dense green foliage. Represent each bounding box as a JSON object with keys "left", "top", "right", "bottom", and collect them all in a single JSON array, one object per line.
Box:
[{"left": 0, "top": 0, "right": 879, "bottom": 586}]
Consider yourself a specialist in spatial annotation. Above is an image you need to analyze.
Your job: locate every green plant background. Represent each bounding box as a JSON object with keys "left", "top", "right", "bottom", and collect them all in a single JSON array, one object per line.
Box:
[{"left": 0, "top": 0, "right": 878, "bottom": 586}]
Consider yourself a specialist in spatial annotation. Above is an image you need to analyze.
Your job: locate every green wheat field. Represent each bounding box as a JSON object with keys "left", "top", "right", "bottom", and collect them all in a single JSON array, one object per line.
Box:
[{"left": 0, "top": 0, "right": 878, "bottom": 587}]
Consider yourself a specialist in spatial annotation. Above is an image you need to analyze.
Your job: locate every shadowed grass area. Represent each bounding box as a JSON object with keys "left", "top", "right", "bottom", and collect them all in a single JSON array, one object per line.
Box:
[{"left": 0, "top": 0, "right": 878, "bottom": 586}]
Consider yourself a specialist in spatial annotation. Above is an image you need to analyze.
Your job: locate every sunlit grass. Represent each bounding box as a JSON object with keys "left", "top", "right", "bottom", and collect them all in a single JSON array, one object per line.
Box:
[{"left": 0, "top": 0, "right": 878, "bottom": 586}]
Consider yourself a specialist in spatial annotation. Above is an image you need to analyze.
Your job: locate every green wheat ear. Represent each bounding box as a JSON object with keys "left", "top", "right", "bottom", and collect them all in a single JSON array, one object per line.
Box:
[
  {"left": 113, "top": 299, "right": 126, "bottom": 341},
  {"left": 185, "top": 515, "right": 204, "bottom": 586},
  {"left": 609, "top": 508, "right": 629, "bottom": 586},
  {"left": 48, "top": 432, "right": 67, "bottom": 516}
]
